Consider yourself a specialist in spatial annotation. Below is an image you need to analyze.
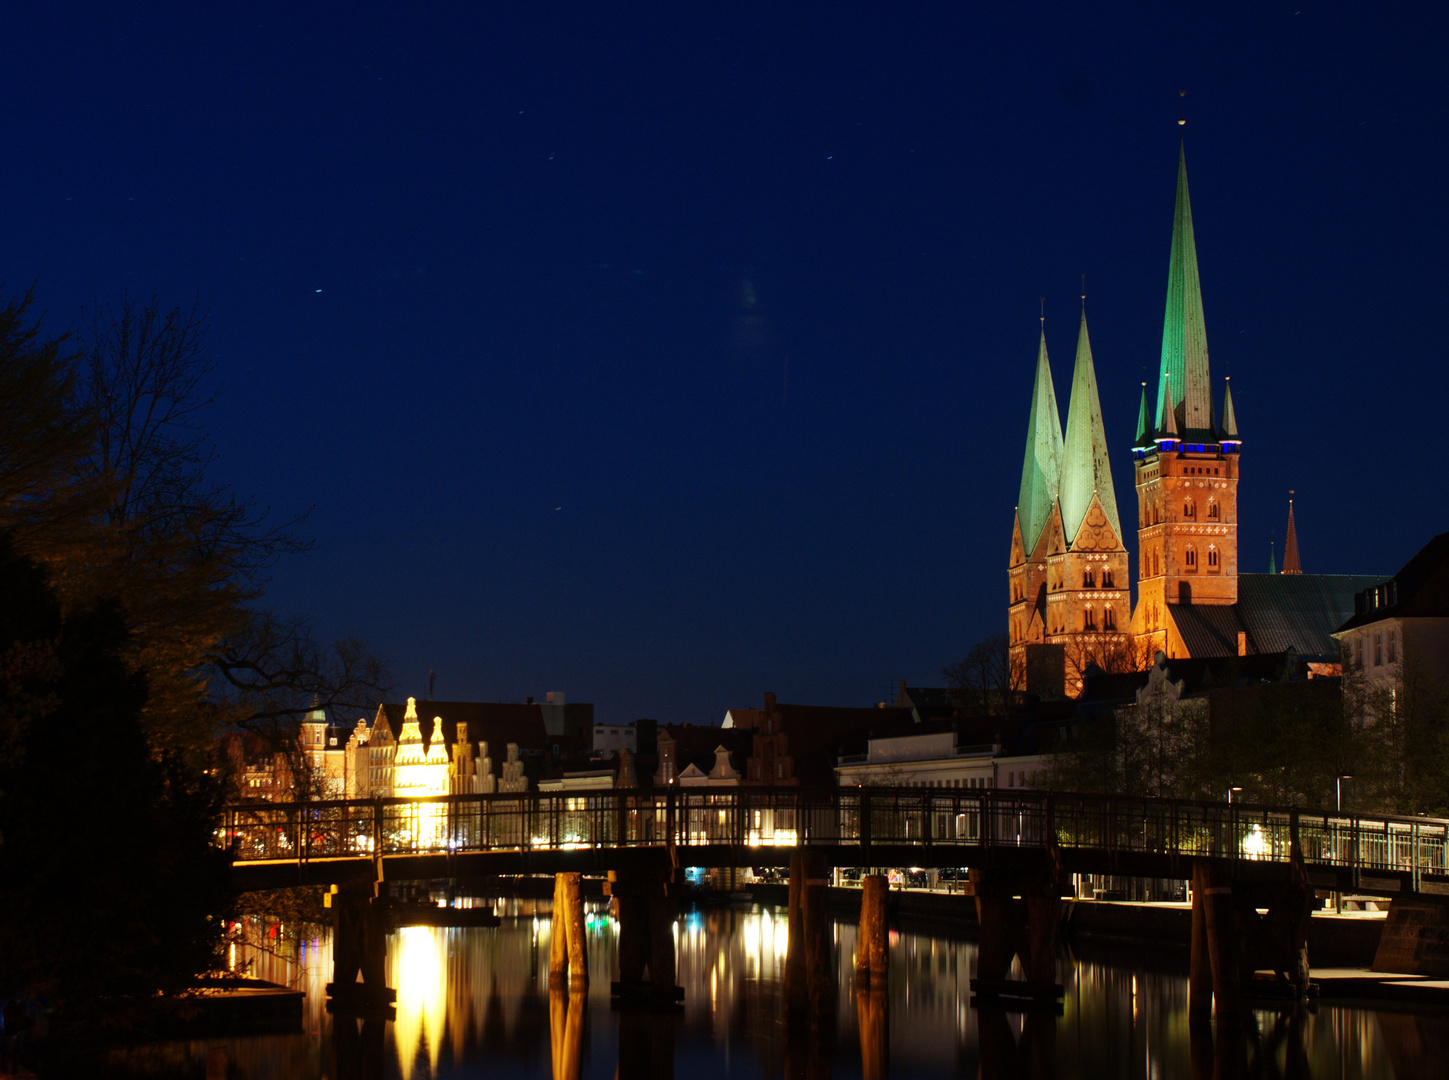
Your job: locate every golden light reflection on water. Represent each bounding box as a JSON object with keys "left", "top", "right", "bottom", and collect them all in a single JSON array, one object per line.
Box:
[{"left": 390, "top": 926, "right": 447, "bottom": 1080}]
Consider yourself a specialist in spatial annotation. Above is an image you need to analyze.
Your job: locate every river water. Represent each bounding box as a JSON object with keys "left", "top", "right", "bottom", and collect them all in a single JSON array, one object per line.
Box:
[{"left": 105, "top": 901, "right": 1441, "bottom": 1078}]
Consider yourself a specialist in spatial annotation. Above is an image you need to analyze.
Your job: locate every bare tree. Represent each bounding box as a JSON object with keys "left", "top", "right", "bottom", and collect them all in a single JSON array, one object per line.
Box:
[
  {"left": 943, "top": 631, "right": 1018, "bottom": 717},
  {"left": 63, "top": 296, "right": 313, "bottom": 760}
]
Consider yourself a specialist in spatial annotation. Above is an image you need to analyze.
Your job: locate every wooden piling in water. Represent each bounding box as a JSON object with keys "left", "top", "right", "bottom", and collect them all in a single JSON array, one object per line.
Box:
[
  {"left": 855, "top": 874, "right": 888, "bottom": 989},
  {"left": 550, "top": 872, "right": 588, "bottom": 988}
]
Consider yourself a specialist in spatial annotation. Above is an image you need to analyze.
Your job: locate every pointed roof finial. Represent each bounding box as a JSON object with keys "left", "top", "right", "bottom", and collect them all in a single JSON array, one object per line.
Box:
[
  {"left": 1135, "top": 381, "right": 1150, "bottom": 444},
  {"left": 1081, "top": 274, "right": 1086, "bottom": 309},
  {"left": 1178, "top": 89, "right": 1186, "bottom": 127},
  {"left": 1040, "top": 296, "right": 1045, "bottom": 326},
  {"left": 1283, "top": 493, "right": 1302, "bottom": 575}
]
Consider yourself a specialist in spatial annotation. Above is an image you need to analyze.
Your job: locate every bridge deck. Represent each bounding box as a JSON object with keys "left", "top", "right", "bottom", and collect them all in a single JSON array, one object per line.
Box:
[{"left": 221, "top": 787, "right": 1449, "bottom": 898}]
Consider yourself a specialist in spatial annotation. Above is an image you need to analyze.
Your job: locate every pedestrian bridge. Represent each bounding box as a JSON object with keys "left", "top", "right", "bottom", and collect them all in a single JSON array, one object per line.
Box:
[{"left": 222, "top": 786, "right": 1449, "bottom": 898}]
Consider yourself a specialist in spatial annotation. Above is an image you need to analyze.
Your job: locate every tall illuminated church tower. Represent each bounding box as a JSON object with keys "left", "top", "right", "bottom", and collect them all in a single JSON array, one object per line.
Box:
[{"left": 1130, "top": 145, "right": 1242, "bottom": 656}]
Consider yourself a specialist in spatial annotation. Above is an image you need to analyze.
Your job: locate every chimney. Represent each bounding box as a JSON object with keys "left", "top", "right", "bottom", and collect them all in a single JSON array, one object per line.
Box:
[
  {"left": 1237, "top": 631, "right": 1247, "bottom": 658},
  {"left": 763, "top": 691, "right": 777, "bottom": 713}
]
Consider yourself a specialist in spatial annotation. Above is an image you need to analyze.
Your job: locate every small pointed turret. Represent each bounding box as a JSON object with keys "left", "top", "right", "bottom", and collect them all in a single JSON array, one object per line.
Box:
[
  {"left": 1156, "top": 375, "right": 1178, "bottom": 438},
  {"left": 1016, "top": 325, "right": 1064, "bottom": 554},
  {"left": 1156, "top": 144, "right": 1214, "bottom": 439},
  {"left": 1268, "top": 541, "right": 1277, "bottom": 575},
  {"left": 1135, "top": 382, "right": 1150, "bottom": 446},
  {"left": 1059, "top": 308, "right": 1122, "bottom": 543},
  {"left": 1283, "top": 499, "right": 1302, "bottom": 575},
  {"left": 1220, "top": 377, "right": 1239, "bottom": 441}
]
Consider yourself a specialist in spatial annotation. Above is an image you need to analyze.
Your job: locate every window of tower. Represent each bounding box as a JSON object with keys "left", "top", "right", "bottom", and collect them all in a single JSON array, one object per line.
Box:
[
  {"left": 1208, "top": 499, "right": 1219, "bottom": 520},
  {"left": 1084, "top": 606, "right": 1096, "bottom": 631},
  {"left": 1185, "top": 546, "right": 1198, "bottom": 571},
  {"left": 1083, "top": 568, "right": 1095, "bottom": 588},
  {"left": 1102, "top": 568, "right": 1114, "bottom": 588},
  {"left": 1207, "top": 546, "right": 1219, "bottom": 571},
  {"left": 1184, "top": 498, "right": 1196, "bottom": 519},
  {"left": 1104, "top": 605, "right": 1115, "bottom": 630}
]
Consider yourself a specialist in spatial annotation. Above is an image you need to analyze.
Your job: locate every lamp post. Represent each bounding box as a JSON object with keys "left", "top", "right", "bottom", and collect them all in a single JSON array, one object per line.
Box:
[
  {"left": 1228, "top": 786, "right": 1243, "bottom": 805},
  {"left": 1336, "top": 775, "right": 1353, "bottom": 814}
]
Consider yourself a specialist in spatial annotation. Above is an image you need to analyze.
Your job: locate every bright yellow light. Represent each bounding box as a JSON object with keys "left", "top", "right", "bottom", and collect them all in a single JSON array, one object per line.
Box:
[
  {"left": 1241, "top": 823, "right": 1268, "bottom": 859},
  {"left": 391, "top": 927, "right": 446, "bottom": 1080}
]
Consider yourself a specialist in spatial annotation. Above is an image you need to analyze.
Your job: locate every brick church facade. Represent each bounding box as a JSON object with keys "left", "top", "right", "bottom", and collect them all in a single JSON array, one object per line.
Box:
[{"left": 1009, "top": 141, "right": 1378, "bottom": 689}]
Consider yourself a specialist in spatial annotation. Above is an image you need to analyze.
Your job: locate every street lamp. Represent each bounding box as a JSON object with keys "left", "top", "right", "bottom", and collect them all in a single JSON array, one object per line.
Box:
[
  {"left": 1228, "top": 786, "right": 1243, "bottom": 805},
  {"left": 1337, "top": 775, "right": 1354, "bottom": 814}
]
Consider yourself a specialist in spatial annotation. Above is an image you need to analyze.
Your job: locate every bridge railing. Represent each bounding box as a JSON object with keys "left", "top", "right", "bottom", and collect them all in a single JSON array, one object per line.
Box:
[{"left": 220, "top": 788, "right": 1449, "bottom": 888}]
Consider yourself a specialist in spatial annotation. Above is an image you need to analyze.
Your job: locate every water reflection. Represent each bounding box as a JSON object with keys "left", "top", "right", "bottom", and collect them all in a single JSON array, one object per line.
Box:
[{"left": 104, "top": 905, "right": 1440, "bottom": 1079}]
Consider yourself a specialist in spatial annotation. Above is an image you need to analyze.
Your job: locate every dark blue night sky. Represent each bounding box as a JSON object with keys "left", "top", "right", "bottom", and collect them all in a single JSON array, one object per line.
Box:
[{"left": 3, "top": 4, "right": 1443, "bottom": 722}]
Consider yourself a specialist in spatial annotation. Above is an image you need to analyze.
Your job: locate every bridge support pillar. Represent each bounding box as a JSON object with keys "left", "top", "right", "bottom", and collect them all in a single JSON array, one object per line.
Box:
[
  {"left": 550, "top": 872, "right": 589, "bottom": 988},
  {"left": 325, "top": 882, "right": 396, "bottom": 1014},
  {"left": 966, "top": 864, "right": 1064, "bottom": 1006},
  {"left": 854, "top": 874, "right": 889, "bottom": 990},
  {"left": 1191, "top": 855, "right": 1313, "bottom": 1012},
  {"left": 608, "top": 865, "right": 684, "bottom": 1005},
  {"left": 786, "top": 851, "right": 833, "bottom": 1017}
]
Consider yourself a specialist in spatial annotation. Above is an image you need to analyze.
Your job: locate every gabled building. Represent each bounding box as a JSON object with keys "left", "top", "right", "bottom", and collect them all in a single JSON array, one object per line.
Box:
[{"left": 1334, "top": 531, "right": 1449, "bottom": 690}]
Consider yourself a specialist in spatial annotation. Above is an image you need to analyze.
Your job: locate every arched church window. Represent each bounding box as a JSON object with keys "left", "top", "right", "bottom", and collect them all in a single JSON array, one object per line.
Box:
[
  {"left": 1102, "top": 568, "right": 1114, "bottom": 588},
  {"left": 1185, "top": 546, "right": 1198, "bottom": 571},
  {"left": 1207, "top": 546, "right": 1219, "bottom": 570},
  {"left": 1084, "top": 606, "right": 1096, "bottom": 631},
  {"left": 1083, "top": 568, "right": 1095, "bottom": 588},
  {"left": 1103, "top": 605, "right": 1115, "bottom": 630},
  {"left": 1207, "top": 499, "right": 1219, "bottom": 520},
  {"left": 1184, "top": 498, "right": 1196, "bottom": 519}
]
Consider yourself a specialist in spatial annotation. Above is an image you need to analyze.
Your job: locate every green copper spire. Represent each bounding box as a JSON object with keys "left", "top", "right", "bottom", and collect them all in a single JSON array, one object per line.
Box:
[
  {"left": 1268, "top": 540, "right": 1277, "bottom": 575},
  {"left": 1016, "top": 326, "right": 1064, "bottom": 554},
  {"left": 1135, "top": 382, "right": 1150, "bottom": 445},
  {"left": 1155, "top": 144, "right": 1214, "bottom": 439},
  {"left": 1220, "top": 377, "right": 1239, "bottom": 440},
  {"left": 1060, "top": 309, "right": 1121, "bottom": 544}
]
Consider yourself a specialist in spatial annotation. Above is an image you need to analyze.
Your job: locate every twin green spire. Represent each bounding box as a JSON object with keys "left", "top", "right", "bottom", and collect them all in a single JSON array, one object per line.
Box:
[
  {"left": 1015, "top": 308, "right": 1121, "bottom": 552},
  {"left": 1060, "top": 309, "right": 1122, "bottom": 542},
  {"left": 1016, "top": 326, "right": 1063, "bottom": 554}
]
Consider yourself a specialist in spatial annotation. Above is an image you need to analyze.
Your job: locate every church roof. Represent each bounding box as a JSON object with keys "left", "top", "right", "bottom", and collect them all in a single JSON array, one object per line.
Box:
[
  {"left": 1016, "top": 326, "right": 1064, "bottom": 554},
  {"left": 1168, "top": 573, "right": 1383, "bottom": 660},
  {"left": 1059, "top": 309, "right": 1122, "bottom": 543},
  {"left": 1156, "top": 144, "right": 1216, "bottom": 441}
]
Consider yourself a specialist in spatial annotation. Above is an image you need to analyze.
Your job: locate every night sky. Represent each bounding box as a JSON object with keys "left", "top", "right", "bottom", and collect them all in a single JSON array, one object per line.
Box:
[{"left": 3, "top": 5, "right": 1444, "bottom": 723}]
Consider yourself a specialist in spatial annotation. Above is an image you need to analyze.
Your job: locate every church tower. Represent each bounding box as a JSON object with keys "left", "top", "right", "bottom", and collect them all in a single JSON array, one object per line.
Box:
[
  {"left": 1008, "top": 324, "right": 1063, "bottom": 680},
  {"left": 1045, "top": 306, "right": 1132, "bottom": 689},
  {"left": 1131, "top": 145, "right": 1242, "bottom": 657}
]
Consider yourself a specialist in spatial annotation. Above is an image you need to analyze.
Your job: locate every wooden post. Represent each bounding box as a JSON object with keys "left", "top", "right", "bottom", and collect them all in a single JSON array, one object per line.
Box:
[
  {"left": 856, "top": 985, "right": 888, "bottom": 1080},
  {"left": 550, "top": 872, "right": 589, "bottom": 987},
  {"left": 856, "top": 874, "right": 888, "bottom": 988},
  {"left": 786, "top": 851, "right": 807, "bottom": 1012},
  {"left": 1200, "top": 860, "right": 1242, "bottom": 1015},
  {"left": 550, "top": 874, "right": 569, "bottom": 984},
  {"left": 609, "top": 865, "right": 684, "bottom": 1003},
  {"left": 1024, "top": 896, "right": 1057, "bottom": 986},
  {"left": 802, "top": 850, "right": 833, "bottom": 1016},
  {"left": 1189, "top": 862, "right": 1212, "bottom": 1011}
]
